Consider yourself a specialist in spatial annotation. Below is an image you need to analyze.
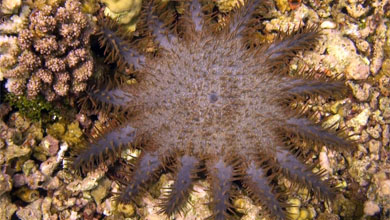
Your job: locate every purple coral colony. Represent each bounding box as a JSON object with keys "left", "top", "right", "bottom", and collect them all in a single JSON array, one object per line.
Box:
[{"left": 1, "top": 0, "right": 357, "bottom": 219}]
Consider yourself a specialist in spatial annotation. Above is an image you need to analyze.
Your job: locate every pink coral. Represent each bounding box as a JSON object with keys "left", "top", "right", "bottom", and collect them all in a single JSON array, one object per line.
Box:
[
  {"left": 33, "top": 36, "right": 58, "bottom": 55},
  {"left": 66, "top": 48, "right": 88, "bottom": 68},
  {"left": 18, "top": 51, "right": 41, "bottom": 71},
  {"left": 29, "top": 10, "right": 56, "bottom": 35},
  {"left": 45, "top": 57, "right": 66, "bottom": 72},
  {"left": 17, "top": 29, "right": 33, "bottom": 50},
  {"left": 72, "top": 59, "right": 93, "bottom": 82},
  {"left": 53, "top": 72, "right": 70, "bottom": 96},
  {"left": 3, "top": 0, "right": 95, "bottom": 100},
  {"left": 27, "top": 74, "right": 41, "bottom": 97},
  {"left": 5, "top": 78, "right": 26, "bottom": 95},
  {"left": 35, "top": 69, "right": 53, "bottom": 84}
]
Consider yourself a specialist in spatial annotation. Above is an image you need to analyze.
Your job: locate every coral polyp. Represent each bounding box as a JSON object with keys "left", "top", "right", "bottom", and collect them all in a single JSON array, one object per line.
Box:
[{"left": 74, "top": 0, "right": 355, "bottom": 219}]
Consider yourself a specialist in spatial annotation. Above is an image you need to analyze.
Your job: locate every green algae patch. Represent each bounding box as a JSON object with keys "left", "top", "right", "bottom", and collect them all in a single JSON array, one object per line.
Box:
[{"left": 5, "top": 94, "right": 59, "bottom": 122}]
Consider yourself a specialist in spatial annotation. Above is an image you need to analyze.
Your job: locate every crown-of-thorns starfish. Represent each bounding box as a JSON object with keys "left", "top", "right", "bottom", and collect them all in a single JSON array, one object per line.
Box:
[{"left": 73, "top": 1, "right": 355, "bottom": 219}]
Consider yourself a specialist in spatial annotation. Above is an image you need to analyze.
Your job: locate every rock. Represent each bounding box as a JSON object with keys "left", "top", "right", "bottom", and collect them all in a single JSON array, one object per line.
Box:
[
  {"left": 346, "top": 108, "right": 371, "bottom": 132},
  {"left": 0, "top": 172, "right": 12, "bottom": 196},
  {"left": 101, "top": 0, "right": 142, "bottom": 32},
  {"left": 322, "top": 114, "right": 341, "bottom": 130},
  {"left": 360, "top": 130, "right": 370, "bottom": 143},
  {"left": 0, "top": 194, "right": 17, "bottom": 219},
  {"left": 368, "top": 140, "right": 381, "bottom": 159},
  {"left": 379, "top": 97, "right": 390, "bottom": 118},
  {"left": 321, "top": 30, "right": 370, "bottom": 80},
  {"left": 363, "top": 200, "right": 380, "bottom": 216},
  {"left": 379, "top": 179, "right": 390, "bottom": 196},
  {"left": 287, "top": 198, "right": 301, "bottom": 220},
  {"left": 298, "top": 208, "right": 310, "bottom": 220},
  {"left": 100, "top": 197, "right": 117, "bottom": 216},
  {"left": 57, "top": 142, "right": 69, "bottom": 162},
  {"left": 26, "top": 170, "right": 45, "bottom": 189},
  {"left": 369, "top": 91, "right": 379, "bottom": 109},
  {"left": 216, "top": 0, "right": 244, "bottom": 13},
  {"left": 366, "top": 124, "right": 382, "bottom": 139},
  {"left": 382, "top": 124, "right": 389, "bottom": 147},
  {"left": 348, "top": 82, "right": 371, "bottom": 101},
  {"left": 69, "top": 210, "right": 80, "bottom": 220},
  {"left": 40, "top": 156, "right": 60, "bottom": 176},
  {"left": 319, "top": 149, "right": 331, "bottom": 173},
  {"left": 91, "top": 177, "right": 111, "bottom": 204},
  {"left": 345, "top": 61, "right": 370, "bottom": 80},
  {"left": 22, "top": 160, "right": 36, "bottom": 176},
  {"left": 16, "top": 198, "right": 43, "bottom": 220},
  {"left": 117, "top": 202, "right": 135, "bottom": 217},
  {"left": 43, "top": 176, "right": 61, "bottom": 191},
  {"left": 275, "top": 0, "right": 290, "bottom": 13},
  {"left": 76, "top": 113, "right": 91, "bottom": 129},
  {"left": 51, "top": 189, "right": 76, "bottom": 211},
  {"left": 370, "top": 21, "right": 386, "bottom": 75},
  {"left": 382, "top": 59, "right": 390, "bottom": 77},
  {"left": 38, "top": 135, "right": 59, "bottom": 156},
  {"left": 15, "top": 186, "right": 40, "bottom": 203},
  {"left": 82, "top": 203, "right": 96, "bottom": 220},
  {"left": 320, "top": 20, "right": 337, "bottom": 29},
  {"left": 67, "top": 166, "right": 106, "bottom": 192},
  {"left": 345, "top": 1, "right": 369, "bottom": 18},
  {"left": 317, "top": 213, "right": 340, "bottom": 220},
  {"left": 0, "top": 139, "right": 4, "bottom": 149},
  {"left": 233, "top": 196, "right": 252, "bottom": 214},
  {"left": 355, "top": 39, "right": 371, "bottom": 55},
  {"left": 5, "top": 144, "right": 31, "bottom": 161},
  {"left": 41, "top": 197, "right": 52, "bottom": 220},
  {"left": 12, "top": 173, "right": 26, "bottom": 187}
]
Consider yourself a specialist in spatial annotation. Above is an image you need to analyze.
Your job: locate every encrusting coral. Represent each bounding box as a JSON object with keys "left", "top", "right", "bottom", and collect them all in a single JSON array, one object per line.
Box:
[
  {"left": 71, "top": 0, "right": 357, "bottom": 219},
  {"left": 1, "top": 0, "right": 94, "bottom": 101}
]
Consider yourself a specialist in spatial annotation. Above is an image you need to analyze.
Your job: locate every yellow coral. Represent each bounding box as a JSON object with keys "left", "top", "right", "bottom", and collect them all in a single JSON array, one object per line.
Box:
[
  {"left": 82, "top": 0, "right": 99, "bottom": 14},
  {"left": 47, "top": 122, "right": 66, "bottom": 138},
  {"left": 1, "top": 0, "right": 22, "bottom": 14},
  {"left": 63, "top": 121, "right": 84, "bottom": 145},
  {"left": 101, "top": 0, "right": 140, "bottom": 13},
  {"left": 117, "top": 203, "right": 135, "bottom": 217},
  {"left": 215, "top": 0, "right": 244, "bottom": 13},
  {"left": 275, "top": 0, "right": 290, "bottom": 13},
  {"left": 101, "top": 0, "right": 142, "bottom": 32},
  {"left": 0, "top": 6, "right": 30, "bottom": 34},
  {"left": 0, "top": 36, "right": 20, "bottom": 81}
]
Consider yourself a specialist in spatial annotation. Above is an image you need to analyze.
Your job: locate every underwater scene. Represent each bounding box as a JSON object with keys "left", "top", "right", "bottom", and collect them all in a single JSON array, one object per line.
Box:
[{"left": 0, "top": 0, "right": 389, "bottom": 219}]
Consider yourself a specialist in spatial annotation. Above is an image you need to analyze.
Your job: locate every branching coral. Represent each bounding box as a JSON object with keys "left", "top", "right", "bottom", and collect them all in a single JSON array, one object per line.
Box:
[
  {"left": 0, "top": 5, "right": 30, "bottom": 34},
  {"left": 1, "top": 0, "right": 94, "bottom": 101},
  {"left": 0, "top": 36, "right": 20, "bottom": 81},
  {"left": 72, "top": 0, "right": 356, "bottom": 219}
]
